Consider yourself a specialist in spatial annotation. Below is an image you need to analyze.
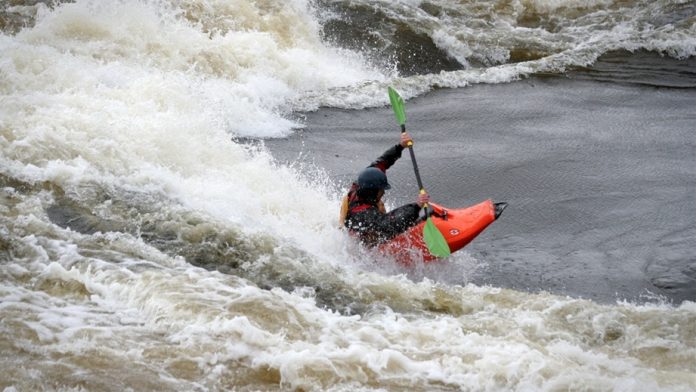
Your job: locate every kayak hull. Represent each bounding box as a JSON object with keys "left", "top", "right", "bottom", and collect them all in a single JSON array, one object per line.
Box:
[{"left": 378, "top": 200, "right": 500, "bottom": 264}]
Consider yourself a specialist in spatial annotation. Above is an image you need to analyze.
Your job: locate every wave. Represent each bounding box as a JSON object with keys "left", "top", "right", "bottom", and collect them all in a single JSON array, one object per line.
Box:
[
  {"left": 2, "top": 201, "right": 695, "bottom": 390},
  {"left": 1, "top": 0, "right": 696, "bottom": 389},
  {"left": 0, "top": 0, "right": 360, "bottom": 290},
  {"left": 307, "top": 0, "right": 696, "bottom": 108},
  {"left": 3, "top": 1, "right": 694, "bottom": 120}
]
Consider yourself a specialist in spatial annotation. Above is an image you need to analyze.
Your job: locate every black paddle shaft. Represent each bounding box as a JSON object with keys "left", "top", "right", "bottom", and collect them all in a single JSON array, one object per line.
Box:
[
  {"left": 401, "top": 125, "right": 425, "bottom": 191},
  {"left": 401, "top": 126, "right": 432, "bottom": 220}
]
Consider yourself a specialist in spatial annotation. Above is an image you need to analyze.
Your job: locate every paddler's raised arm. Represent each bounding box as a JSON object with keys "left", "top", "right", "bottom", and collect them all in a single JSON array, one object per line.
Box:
[{"left": 369, "top": 132, "right": 413, "bottom": 172}]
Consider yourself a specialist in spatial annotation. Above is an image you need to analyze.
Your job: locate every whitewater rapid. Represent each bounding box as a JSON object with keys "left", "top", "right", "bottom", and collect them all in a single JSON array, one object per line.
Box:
[{"left": 1, "top": 0, "right": 695, "bottom": 390}]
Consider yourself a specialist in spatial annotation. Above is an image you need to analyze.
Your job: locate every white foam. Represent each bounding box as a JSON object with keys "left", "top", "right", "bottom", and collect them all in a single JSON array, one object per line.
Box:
[
  {"left": 1, "top": 0, "right": 696, "bottom": 390},
  {"left": 1, "top": 1, "right": 362, "bottom": 266},
  {"left": 2, "top": 219, "right": 695, "bottom": 390}
]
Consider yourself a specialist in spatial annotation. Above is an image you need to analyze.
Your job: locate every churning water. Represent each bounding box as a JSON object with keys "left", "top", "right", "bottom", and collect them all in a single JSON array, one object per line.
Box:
[{"left": 1, "top": 0, "right": 695, "bottom": 390}]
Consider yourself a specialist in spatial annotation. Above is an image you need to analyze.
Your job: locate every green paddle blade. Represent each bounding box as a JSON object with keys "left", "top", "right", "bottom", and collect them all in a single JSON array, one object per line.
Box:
[
  {"left": 423, "top": 217, "right": 451, "bottom": 258},
  {"left": 388, "top": 86, "right": 406, "bottom": 126}
]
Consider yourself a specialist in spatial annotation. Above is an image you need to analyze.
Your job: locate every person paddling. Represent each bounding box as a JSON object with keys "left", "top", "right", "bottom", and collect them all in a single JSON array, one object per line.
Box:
[{"left": 339, "top": 132, "right": 430, "bottom": 246}]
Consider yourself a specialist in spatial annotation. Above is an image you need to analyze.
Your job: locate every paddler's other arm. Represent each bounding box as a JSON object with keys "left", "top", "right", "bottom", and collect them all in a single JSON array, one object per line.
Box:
[{"left": 355, "top": 192, "right": 431, "bottom": 242}]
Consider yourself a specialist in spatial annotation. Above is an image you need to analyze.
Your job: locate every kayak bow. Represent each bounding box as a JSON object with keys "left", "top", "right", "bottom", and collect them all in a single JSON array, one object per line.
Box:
[{"left": 379, "top": 200, "right": 507, "bottom": 264}]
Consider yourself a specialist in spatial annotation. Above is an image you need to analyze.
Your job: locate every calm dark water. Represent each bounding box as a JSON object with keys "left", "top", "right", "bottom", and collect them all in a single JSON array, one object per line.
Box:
[{"left": 267, "top": 73, "right": 696, "bottom": 304}]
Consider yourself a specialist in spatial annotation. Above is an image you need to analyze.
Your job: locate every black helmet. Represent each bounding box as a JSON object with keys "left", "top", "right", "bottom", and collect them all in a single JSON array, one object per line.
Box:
[{"left": 357, "top": 167, "right": 391, "bottom": 190}]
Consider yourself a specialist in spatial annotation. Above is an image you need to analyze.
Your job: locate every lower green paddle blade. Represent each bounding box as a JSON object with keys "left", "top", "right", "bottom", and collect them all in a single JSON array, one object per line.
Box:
[{"left": 423, "top": 217, "right": 451, "bottom": 258}]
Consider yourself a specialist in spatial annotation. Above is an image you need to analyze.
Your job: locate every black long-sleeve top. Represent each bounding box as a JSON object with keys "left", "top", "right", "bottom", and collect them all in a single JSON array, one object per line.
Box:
[{"left": 343, "top": 144, "right": 421, "bottom": 246}]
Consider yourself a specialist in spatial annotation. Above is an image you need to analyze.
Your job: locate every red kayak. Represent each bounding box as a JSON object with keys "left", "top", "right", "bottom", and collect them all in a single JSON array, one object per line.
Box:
[{"left": 379, "top": 200, "right": 507, "bottom": 265}]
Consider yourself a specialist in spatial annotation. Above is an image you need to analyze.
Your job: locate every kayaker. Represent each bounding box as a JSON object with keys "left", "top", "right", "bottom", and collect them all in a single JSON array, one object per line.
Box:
[{"left": 339, "top": 132, "right": 430, "bottom": 246}]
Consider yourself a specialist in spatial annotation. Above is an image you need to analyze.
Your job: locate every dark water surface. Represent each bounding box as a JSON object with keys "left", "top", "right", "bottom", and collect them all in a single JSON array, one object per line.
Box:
[{"left": 267, "top": 76, "right": 696, "bottom": 304}]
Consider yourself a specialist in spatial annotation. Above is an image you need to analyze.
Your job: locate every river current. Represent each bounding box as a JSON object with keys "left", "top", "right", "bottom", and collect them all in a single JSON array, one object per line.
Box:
[{"left": 1, "top": 0, "right": 695, "bottom": 390}]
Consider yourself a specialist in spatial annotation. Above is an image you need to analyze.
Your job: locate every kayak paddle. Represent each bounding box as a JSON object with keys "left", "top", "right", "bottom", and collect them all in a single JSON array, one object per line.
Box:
[{"left": 387, "top": 87, "right": 451, "bottom": 258}]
